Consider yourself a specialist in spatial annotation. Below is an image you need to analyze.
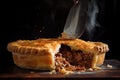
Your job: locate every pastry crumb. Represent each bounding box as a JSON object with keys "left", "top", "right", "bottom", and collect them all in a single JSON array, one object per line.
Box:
[
  {"left": 107, "top": 64, "right": 112, "bottom": 68},
  {"left": 87, "top": 68, "right": 93, "bottom": 72},
  {"left": 49, "top": 70, "right": 57, "bottom": 74}
]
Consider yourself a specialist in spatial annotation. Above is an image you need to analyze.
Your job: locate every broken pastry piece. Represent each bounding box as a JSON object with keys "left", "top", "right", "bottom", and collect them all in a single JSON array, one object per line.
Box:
[{"left": 7, "top": 38, "right": 109, "bottom": 74}]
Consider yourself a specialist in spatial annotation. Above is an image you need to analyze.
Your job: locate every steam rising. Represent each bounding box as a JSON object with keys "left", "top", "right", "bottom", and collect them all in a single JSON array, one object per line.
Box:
[
  {"left": 85, "top": 0, "right": 99, "bottom": 40},
  {"left": 62, "top": 0, "right": 100, "bottom": 40}
]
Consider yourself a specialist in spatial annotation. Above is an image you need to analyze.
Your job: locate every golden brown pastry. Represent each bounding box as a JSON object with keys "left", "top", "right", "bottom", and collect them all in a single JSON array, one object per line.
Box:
[{"left": 7, "top": 38, "right": 109, "bottom": 73}]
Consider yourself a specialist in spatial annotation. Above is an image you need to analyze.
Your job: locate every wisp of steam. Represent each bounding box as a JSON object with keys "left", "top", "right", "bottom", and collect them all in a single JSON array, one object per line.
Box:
[
  {"left": 63, "top": 0, "right": 100, "bottom": 40},
  {"left": 85, "top": 0, "right": 99, "bottom": 40}
]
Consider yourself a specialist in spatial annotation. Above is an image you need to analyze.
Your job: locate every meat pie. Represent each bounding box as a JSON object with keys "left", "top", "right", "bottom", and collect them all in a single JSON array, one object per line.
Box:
[{"left": 7, "top": 38, "right": 109, "bottom": 74}]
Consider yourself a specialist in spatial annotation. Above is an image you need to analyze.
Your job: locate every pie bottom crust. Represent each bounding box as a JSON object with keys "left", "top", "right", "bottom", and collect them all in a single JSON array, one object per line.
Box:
[
  {"left": 96, "top": 53, "right": 106, "bottom": 66},
  {"left": 12, "top": 52, "right": 55, "bottom": 70}
]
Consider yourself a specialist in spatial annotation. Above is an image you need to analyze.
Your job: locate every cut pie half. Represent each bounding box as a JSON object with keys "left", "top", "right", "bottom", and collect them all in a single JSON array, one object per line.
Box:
[{"left": 7, "top": 38, "right": 109, "bottom": 74}]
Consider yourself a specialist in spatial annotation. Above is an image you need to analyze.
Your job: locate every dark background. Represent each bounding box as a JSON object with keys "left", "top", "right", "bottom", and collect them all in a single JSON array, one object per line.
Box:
[{"left": 0, "top": 0, "right": 119, "bottom": 67}]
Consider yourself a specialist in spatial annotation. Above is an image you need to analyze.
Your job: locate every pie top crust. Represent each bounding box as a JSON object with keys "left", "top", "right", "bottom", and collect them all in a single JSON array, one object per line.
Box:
[{"left": 7, "top": 38, "right": 109, "bottom": 55}]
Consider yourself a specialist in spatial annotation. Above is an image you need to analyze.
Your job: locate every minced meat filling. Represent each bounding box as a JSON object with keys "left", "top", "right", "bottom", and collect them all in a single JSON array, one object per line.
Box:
[
  {"left": 55, "top": 44, "right": 94, "bottom": 72},
  {"left": 55, "top": 53, "right": 85, "bottom": 72}
]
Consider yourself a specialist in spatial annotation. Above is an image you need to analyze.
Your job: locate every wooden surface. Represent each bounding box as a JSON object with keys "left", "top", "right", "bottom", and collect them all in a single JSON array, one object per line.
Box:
[{"left": 0, "top": 60, "right": 120, "bottom": 79}]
